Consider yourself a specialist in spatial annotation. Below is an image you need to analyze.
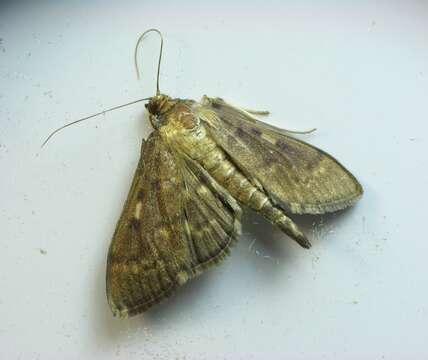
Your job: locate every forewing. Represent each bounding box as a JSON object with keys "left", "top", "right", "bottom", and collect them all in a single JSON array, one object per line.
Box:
[
  {"left": 106, "top": 132, "right": 241, "bottom": 317},
  {"left": 197, "top": 96, "right": 363, "bottom": 214}
]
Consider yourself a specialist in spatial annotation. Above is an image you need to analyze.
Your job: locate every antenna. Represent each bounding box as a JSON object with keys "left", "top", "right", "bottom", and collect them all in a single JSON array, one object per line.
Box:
[
  {"left": 134, "top": 28, "right": 164, "bottom": 95},
  {"left": 41, "top": 97, "right": 150, "bottom": 147}
]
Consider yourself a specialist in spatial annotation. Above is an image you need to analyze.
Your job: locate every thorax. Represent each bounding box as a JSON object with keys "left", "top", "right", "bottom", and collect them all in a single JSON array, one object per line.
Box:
[{"left": 158, "top": 101, "right": 218, "bottom": 160}]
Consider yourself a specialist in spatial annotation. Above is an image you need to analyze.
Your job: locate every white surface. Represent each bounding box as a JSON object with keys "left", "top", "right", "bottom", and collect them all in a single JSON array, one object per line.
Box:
[{"left": 1, "top": 1, "right": 428, "bottom": 359}]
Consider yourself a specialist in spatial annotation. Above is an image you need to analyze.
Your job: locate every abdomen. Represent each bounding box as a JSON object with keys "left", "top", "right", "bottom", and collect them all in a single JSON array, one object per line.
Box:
[{"left": 192, "top": 134, "right": 267, "bottom": 210}]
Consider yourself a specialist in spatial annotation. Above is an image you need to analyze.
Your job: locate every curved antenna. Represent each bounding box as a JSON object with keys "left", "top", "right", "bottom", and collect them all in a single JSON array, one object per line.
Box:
[
  {"left": 41, "top": 97, "right": 151, "bottom": 148},
  {"left": 134, "top": 28, "right": 163, "bottom": 95}
]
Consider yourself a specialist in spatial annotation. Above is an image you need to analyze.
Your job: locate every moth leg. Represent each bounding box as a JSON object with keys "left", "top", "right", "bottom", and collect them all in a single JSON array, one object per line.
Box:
[
  {"left": 243, "top": 108, "right": 270, "bottom": 116},
  {"left": 240, "top": 106, "right": 317, "bottom": 135},
  {"left": 200, "top": 96, "right": 269, "bottom": 117}
]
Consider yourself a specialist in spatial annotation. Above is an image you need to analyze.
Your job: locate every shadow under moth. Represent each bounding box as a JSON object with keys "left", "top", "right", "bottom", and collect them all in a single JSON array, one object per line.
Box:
[{"left": 46, "top": 29, "right": 363, "bottom": 318}]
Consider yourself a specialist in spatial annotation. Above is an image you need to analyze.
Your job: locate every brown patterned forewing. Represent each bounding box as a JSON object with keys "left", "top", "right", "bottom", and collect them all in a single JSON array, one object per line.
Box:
[
  {"left": 106, "top": 132, "right": 240, "bottom": 317},
  {"left": 197, "top": 97, "right": 363, "bottom": 215}
]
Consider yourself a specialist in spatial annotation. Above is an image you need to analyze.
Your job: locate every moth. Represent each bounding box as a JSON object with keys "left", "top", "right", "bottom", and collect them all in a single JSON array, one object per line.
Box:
[
  {"left": 45, "top": 29, "right": 363, "bottom": 318},
  {"left": 102, "top": 30, "right": 363, "bottom": 318}
]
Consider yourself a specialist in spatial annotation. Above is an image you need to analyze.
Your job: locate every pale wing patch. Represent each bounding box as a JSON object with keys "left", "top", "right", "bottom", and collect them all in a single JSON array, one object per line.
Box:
[{"left": 134, "top": 201, "right": 143, "bottom": 219}]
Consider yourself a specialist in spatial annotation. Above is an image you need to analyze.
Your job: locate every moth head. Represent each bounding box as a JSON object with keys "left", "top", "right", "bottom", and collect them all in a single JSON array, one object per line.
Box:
[
  {"left": 145, "top": 94, "right": 176, "bottom": 128},
  {"left": 145, "top": 94, "right": 170, "bottom": 115}
]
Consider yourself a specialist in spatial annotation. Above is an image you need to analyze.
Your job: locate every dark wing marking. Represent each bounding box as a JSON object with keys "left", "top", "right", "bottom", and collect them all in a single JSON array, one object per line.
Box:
[
  {"left": 196, "top": 96, "right": 363, "bottom": 215},
  {"left": 106, "top": 132, "right": 241, "bottom": 317}
]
